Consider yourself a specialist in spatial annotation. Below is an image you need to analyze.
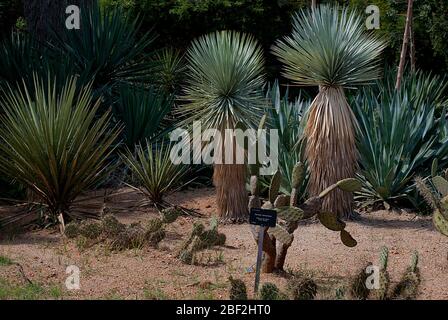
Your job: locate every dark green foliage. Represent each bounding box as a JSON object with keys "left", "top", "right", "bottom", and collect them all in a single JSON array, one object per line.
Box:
[
  {"left": 121, "top": 141, "right": 190, "bottom": 206},
  {"left": 178, "top": 220, "right": 226, "bottom": 265},
  {"left": 113, "top": 85, "right": 173, "bottom": 148},
  {"left": 160, "top": 207, "right": 181, "bottom": 224},
  {"left": 287, "top": 277, "right": 317, "bottom": 300},
  {"left": 102, "top": 214, "right": 126, "bottom": 237},
  {"left": 54, "top": 2, "right": 157, "bottom": 98},
  {"left": 228, "top": 277, "right": 247, "bottom": 300},
  {"left": 259, "top": 283, "right": 281, "bottom": 300},
  {"left": 64, "top": 215, "right": 166, "bottom": 250}
]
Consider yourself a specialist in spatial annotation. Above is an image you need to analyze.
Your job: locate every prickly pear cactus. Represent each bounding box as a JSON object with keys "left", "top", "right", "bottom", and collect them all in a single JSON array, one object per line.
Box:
[
  {"left": 415, "top": 170, "right": 448, "bottom": 237},
  {"left": 249, "top": 161, "right": 362, "bottom": 272}
]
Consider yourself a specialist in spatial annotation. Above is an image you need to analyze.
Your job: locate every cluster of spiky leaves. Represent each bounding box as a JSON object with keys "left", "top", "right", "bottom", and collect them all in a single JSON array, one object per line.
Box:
[
  {"left": 113, "top": 85, "right": 173, "bottom": 148},
  {"left": 354, "top": 70, "right": 448, "bottom": 209},
  {"left": 286, "top": 276, "right": 318, "bottom": 300},
  {"left": 0, "top": 77, "right": 120, "bottom": 221},
  {"left": 181, "top": 30, "right": 265, "bottom": 131},
  {"left": 121, "top": 141, "right": 191, "bottom": 208},
  {"left": 272, "top": 5, "right": 385, "bottom": 88},
  {"left": 53, "top": 2, "right": 157, "bottom": 97}
]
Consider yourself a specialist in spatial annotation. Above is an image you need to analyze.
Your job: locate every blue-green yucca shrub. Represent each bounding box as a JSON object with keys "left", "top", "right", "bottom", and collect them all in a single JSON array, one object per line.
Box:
[
  {"left": 353, "top": 70, "right": 448, "bottom": 209},
  {"left": 0, "top": 76, "right": 121, "bottom": 230}
]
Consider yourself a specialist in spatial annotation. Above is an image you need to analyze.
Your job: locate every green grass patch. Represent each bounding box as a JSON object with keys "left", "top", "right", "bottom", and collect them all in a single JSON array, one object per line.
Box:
[
  {"left": 0, "top": 278, "right": 63, "bottom": 300},
  {"left": 0, "top": 256, "right": 14, "bottom": 266}
]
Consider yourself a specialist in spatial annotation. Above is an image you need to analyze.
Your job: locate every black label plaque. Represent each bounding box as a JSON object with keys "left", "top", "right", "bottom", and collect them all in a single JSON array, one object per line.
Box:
[{"left": 249, "top": 208, "right": 277, "bottom": 227}]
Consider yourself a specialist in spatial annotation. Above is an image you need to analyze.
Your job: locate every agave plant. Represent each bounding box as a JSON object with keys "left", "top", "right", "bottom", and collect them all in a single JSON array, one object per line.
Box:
[
  {"left": 0, "top": 77, "right": 121, "bottom": 232},
  {"left": 113, "top": 84, "right": 174, "bottom": 148},
  {"left": 262, "top": 80, "right": 309, "bottom": 198},
  {"left": 121, "top": 141, "right": 192, "bottom": 212},
  {"left": 273, "top": 5, "right": 385, "bottom": 218},
  {"left": 54, "top": 2, "right": 157, "bottom": 98},
  {"left": 353, "top": 71, "right": 448, "bottom": 209},
  {"left": 181, "top": 31, "right": 266, "bottom": 222}
]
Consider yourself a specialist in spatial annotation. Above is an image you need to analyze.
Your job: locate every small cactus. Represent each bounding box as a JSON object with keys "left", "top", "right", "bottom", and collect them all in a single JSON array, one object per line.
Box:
[
  {"left": 415, "top": 171, "right": 448, "bottom": 238},
  {"left": 392, "top": 251, "right": 421, "bottom": 300},
  {"left": 229, "top": 277, "right": 247, "bottom": 300},
  {"left": 350, "top": 263, "right": 372, "bottom": 300},
  {"left": 259, "top": 282, "right": 281, "bottom": 300},
  {"left": 287, "top": 277, "right": 317, "bottom": 300},
  {"left": 373, "top": 246, "right": 390, "bottom": 300}
]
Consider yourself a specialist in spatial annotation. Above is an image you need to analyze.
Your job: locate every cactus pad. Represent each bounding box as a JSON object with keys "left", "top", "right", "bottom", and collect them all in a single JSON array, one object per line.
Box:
[
  {"left": 268, "top": 226, "right": 293, "bottom": 246},
  {"left": 250, "top": 175, "right": 259, "bottom": 195},
  {"left": 432, "top": 175, "right": 448, "bottom": 197},
  {"left": 433, "top": 209, "right": 448, "bottom": 236},
  {"left": 291, "top": 162, "right": 304, "bottom": 189},
  {"left": 336, "top": 178, "right": 362, "bottom": 193},
  {"left": 275, "top": 206, "right": 305, "bottom": 222},
  {"left": 274, "top": 195, "right": 290, "bottom": 208},
  {"left": 340, "top": 230, "right": 357, "bottom": 247},
  {"left": 269, "top": 170, "right": 282, "bottom": 203},
  {"left": 317, "top": 212, "right": 346, "bottom": 231}
]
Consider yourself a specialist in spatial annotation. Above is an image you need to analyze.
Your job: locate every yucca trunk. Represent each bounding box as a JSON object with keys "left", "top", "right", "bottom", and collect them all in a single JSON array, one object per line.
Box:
[
  {"left": 213, "top": 126, "right": 248, "bottom": 223},
  {"left": 214, "top": 163, "right": 248, "bottom": 223},
  {"left": 305, "top": 86, "right": 357, "bottom": 218}
]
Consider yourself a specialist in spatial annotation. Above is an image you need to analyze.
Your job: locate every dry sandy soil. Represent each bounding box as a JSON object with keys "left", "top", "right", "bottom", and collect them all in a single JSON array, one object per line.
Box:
[{"left": 1, "top": 187, "right": 447, "bottom": 300}]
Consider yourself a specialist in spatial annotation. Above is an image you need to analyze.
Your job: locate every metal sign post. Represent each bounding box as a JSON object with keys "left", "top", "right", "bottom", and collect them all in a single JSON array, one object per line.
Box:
[
  {"left": 249, "top": 208, "right": 277, "bottom": 296},
  {"left": 254, "top": 226, "right": 265, "bottom": 294}
]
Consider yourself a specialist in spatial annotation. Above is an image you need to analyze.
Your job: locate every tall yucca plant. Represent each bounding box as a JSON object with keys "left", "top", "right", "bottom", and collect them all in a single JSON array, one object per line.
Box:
[
  {"left": 0, "top": 77, "right": 121, "bottom": 232},
  {"left": 273, "top": 5, "right": 385, "bottom": 218},
  {"left": 182, "top": 31, "right": 266, "bottom": 223}
]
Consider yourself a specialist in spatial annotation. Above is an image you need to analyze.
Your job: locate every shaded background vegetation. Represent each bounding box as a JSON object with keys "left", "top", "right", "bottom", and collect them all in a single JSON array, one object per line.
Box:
[{"left": 1, "top": 0, "right": 447, "bottom": 75}]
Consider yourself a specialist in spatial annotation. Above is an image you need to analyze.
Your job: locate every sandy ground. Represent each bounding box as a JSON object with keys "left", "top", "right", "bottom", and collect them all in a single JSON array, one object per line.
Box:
[{"left": 1, "top": 187, "right": 447, "bottom": 300}]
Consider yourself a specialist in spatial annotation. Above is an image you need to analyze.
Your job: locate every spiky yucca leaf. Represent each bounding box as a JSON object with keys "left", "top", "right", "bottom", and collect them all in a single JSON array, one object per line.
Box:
[
  {"left": 272, "top": 5, "right": 385, "bottom": 88},
  {"left": 114, "top": 85, "right": 173, "bottom": 148},
  {"left": 121, "top": 142, "right": 190, "bottom": 206},
  {"left": 0, "top": 76, "right": 120, "bottom": 219},
  {"left": 181, "top": 30, "right": 266, "bottom": 131}
]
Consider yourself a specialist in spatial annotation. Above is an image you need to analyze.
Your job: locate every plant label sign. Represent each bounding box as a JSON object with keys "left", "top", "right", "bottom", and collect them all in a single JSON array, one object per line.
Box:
[
  {"left": 249, "top": 208, "right": 277, "bottom": 227},
  {"left": 250, "top": 208, "right": 277, "bottom": 294}
]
